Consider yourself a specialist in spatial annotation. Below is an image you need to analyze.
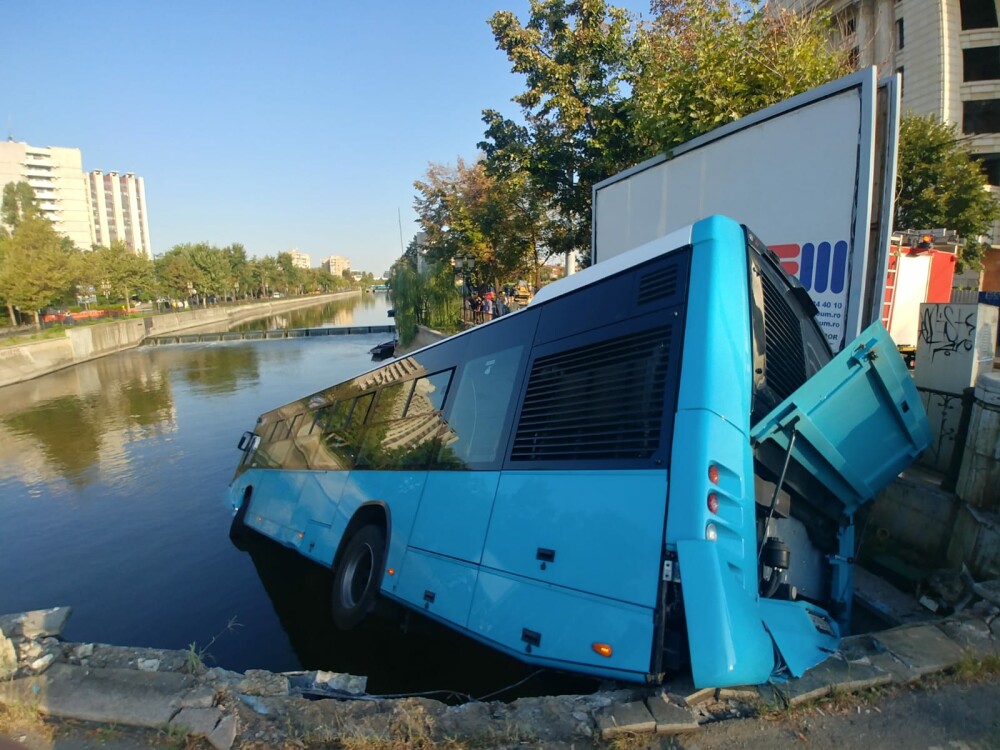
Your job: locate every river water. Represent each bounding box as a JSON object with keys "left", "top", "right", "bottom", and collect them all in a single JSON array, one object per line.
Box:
[{"left": 0, "top": 294, "right": 596, "bottom": 698}]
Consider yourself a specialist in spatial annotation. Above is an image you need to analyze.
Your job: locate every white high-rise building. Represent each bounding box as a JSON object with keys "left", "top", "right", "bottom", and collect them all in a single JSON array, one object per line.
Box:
[
  {"left": 286, "top": 250, "right": 311, "bottom": 269},
  {"left": 0, "top": 140, "right": 95, "bottom": 249},
  {"left": 321, "top": 255, "right": 351, "bottom": 276},
  {"left": 87, "top": 170, "right": 152, "bottom": 257},
  {"left": 773, "top": 0, "right": 1000, "bottom": 244}
]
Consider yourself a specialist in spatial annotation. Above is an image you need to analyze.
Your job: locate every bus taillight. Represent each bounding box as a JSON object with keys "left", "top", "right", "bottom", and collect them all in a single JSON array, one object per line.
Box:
[
  {"left": 706, "top": 523, "right": 718, "bottom": 542},
  {"left": 707, "top": 493, "right": 719, "bottom": 514},
  {"left": 592, "top": 643, "right": 613, "bottom": 658},
  {"left": 708, "top": 465, "right": 720, "bottom": 484}
]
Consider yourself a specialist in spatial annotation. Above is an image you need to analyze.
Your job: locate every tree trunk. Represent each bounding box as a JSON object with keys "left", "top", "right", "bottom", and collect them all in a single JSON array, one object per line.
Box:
[{"left": 5, "top": 302, "right": 15, "bottom": 328}]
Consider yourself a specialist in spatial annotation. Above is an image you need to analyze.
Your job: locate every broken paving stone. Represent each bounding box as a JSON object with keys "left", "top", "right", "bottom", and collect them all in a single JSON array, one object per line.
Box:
[
  {"left": 0, "top": 607, "right": 72, "bottom": 639},
  {"left": 30, "top": 653, "right": 56, "bottom": 673},
  {"left": 180, "top": 684, "right": 218, "bottom": 709},
  {"left": 136, "top": 658, "right": 160, "bottom": 672},
  {"left": 774, "top": 655, "right": 892, "bottom": 707},
  {"left": 239, "top": 669, "right": 289, "bottom": 697},
  {"left": 209, "top": 713, "right": 238, "bottom": 750},
  {"left": 170, "top": 706, "right": 222, "bottom": 737},
  {"left": 874, "top": 624, "right": 967, "bottom": 676},
  {"left": 313, "top": 669, "right": 367, "bottom": 695},
  {"left": 938, "top": 619, "right": 1000, "bottom": 656},
  {"left": 74, "top": 643, "right": 94, "bottom": 659},
  {"left": 596, "top": 700, "right": 656, "bottom": 739},
  {"left": 644, "top": 696, "right": 700, "bottom": 735}
]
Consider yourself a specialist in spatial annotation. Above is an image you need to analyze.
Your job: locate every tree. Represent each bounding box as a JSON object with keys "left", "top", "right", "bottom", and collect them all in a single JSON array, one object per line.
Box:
[
  {"left": 1, "top": 181, "right": 40, "bottom": 234},
  {"left": 631, "top": 0, "right": 851, "bottom": 153},
  {"left": 895, "top": 113, "right": 1000, "bottom": 267},
  {"left": 0, "top": 215, "right": 78, "bottom": 326},
  {"left": 85, "top": 242, "right": 155, "bottom": 308},
  {"left": 482, "top": 0, "right": 643, "bottom": 267}
]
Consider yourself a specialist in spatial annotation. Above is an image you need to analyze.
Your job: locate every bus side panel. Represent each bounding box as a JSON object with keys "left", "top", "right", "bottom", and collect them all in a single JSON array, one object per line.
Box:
[
  {"left": 675, "top": 539, "right": 773, "bottom": 687},
  {"left": 483, "top": 470, "right": 668, "bottom": 607},
  {"left": 236, "top": 469, "right": 350, "bottom": 559},
  {"left": 338, "top": 471, "right": 429, "bottom": 582},
  {"left": 468, "top": 570, "right": 655, "bottom": 679},
  {"left": 391, "top": 548, "right": 479, "bottom": 627},
  {"left": 407, "top": 472, "right": 502, "bottom": 564}
]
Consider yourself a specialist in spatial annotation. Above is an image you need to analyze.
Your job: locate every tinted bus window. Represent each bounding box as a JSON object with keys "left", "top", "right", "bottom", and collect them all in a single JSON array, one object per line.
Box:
[{"left": 436, "top": 344, "right": 526, "bottom": 469}]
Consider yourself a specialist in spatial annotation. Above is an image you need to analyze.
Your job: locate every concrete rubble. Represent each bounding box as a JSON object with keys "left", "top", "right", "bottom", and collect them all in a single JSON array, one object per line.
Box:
[{"left": 1, "top": 595, "right": 999, "bottom": 748}]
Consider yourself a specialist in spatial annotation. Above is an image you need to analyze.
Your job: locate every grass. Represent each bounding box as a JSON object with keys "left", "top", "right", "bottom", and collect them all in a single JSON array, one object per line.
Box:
[
  {"left": 0, "top": 679, "right": 52, "bottom": 746},
  {"left": 183, "top": 616, "right": 242, "bottom": 675},
  {"left": 947, "top": 650, "right": 1000, "bottom": 683}
]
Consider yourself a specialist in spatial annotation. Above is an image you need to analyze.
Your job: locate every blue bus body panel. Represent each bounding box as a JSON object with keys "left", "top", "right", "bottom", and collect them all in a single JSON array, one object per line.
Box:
[
  {"left": 392, "top": 549, "right": 479, "bottom": 627},
  {"left": 758, "top": 598, "right": 839, "bottom": 678},
  {"left": 751, "top": 322, "right": 932, "bottom": 517},
  {"left": 408, "top": 472, "right": 501, "bottom": 564},
  {"left": 484, "top": 471, "right": 668, "bottom": 606},
  {"left": 467, "top": 569, "right": 655, "bottom": 679},
  {"left": 676, "top": 539, "right": 773, "bottom": 686}
]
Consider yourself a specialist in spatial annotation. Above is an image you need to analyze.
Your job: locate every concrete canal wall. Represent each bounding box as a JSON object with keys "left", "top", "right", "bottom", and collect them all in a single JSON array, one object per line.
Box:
[{"left": 0, "top": 292, "right": 358, "bottom": 389}]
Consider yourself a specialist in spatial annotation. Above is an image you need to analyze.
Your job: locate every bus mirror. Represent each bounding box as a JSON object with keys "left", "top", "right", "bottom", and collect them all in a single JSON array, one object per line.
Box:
[{"left": 237, "top": 431, "right": 257, "bottom": 451}]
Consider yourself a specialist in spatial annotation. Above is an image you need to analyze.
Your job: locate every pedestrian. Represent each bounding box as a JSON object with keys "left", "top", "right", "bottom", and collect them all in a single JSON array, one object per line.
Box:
[
  {"left": 470, "top": 294, "right": 482, "bottom": 324},
  {"left": 483, "top": 294, "right": 494, "bottom": 321}
]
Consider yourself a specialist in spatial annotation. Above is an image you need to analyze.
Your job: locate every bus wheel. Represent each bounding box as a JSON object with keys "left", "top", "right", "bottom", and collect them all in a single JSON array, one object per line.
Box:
[{"left": 331, "top": 524, "right": 386, "bottom": 630}]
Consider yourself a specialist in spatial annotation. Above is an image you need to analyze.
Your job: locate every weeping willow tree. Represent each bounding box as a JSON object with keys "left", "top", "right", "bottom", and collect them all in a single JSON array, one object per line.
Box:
[{"left": 388, "top": 260, "right": 461, "bottom": 346}]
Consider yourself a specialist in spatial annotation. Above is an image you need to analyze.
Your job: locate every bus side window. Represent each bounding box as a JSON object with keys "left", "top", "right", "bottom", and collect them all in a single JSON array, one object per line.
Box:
[
  {"left": 405, "top": 370, "right": 452, "bottom": 416},
  {"left": 436, "top": 345, "right": 524, "bottom": 468}
]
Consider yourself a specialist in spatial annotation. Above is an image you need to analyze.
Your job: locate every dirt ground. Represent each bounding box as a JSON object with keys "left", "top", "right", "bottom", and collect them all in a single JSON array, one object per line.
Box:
[
  {"left": 677, "top": 680, "right": 1000, "bottom": 750},
  {"left": 2, "top": 678, "right": 999, "bottom": 749}
]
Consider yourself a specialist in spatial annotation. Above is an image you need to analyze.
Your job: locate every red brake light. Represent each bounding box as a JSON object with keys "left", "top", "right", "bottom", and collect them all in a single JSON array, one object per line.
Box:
[
  {"left": 707, "top": 493, "right": 719, "bottom": 514},
  {"left": 708, "top": 465, "right": 720, "bottom": 484}
]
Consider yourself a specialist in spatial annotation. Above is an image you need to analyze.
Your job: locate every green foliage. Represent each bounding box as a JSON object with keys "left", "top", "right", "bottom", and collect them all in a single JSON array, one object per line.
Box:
[
  {"left": 482, "top": 0, "right": 644, "bottom": 267},
  {"left": 388, "top": 260, "right": 460, "bottom": 345},
  {"left": 895, "top": 113, "right": 1000, "bottom": 267},
  {"left": 1, "top": 181, "right": 40, "bottom": 233},
  {"left": 631, "top": 0, "right": 851, "bottom": 152},
  {"left": 0, "top": 215, "right": 79, "bottom": 325},
  {"left": 83, "top": 241, "right": 155, "bottom": 305}
]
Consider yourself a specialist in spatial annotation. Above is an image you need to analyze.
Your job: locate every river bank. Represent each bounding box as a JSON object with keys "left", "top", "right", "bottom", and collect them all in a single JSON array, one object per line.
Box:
[
  {"left": 2, "top": 594, "right": 999, "bottom": 750},
  {"left": 0, "top": 292, "right": 359, "bottom": 388}
]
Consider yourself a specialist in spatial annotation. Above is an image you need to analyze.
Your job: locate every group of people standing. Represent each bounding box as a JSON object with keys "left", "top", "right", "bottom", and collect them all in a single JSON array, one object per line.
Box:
[{"left": 466, "top": 290, "right": 512, "bottom": 325}]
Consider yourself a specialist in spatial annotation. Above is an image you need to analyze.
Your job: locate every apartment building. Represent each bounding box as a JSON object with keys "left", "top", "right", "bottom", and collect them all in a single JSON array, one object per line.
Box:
[
  {"left": 774, "top": 0, "right": 1000, "bottom": 245},
  {"left": 87, "top": 170, "right": 152, "bottom": 258},
  {"left": 0, "top": 140, "right": 94, "bottom": 250},
  {"left": 321, "top": 255, "right": 351, "bottom": 276},
  {"left": 284, "top": 250, "right": 310, "bottom": 269}
]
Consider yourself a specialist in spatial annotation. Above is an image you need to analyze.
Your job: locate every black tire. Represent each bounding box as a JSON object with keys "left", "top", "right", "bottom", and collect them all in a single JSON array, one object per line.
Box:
[{"left": 331, "top": 524, "right": 386, "bottom": 630}]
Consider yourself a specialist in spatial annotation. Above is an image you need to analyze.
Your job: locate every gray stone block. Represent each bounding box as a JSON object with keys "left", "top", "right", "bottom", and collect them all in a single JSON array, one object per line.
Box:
[
  {"left": 170, "top": 706, "right": 223, "bottom": 736},
  {"left": 209, "top": 713, "right": 238, "bottom": 750},
  {"left": 0, "top": 607, "right": 72, "bottom": 639},
  {"left": 239, "top": 668, "right": 289, "bottom": 696},
  {"left": 874, "top": 624, "right": 967, "bottom": 676},
  {"left": 644, "top": 695, "right": 700, "bottom": 734},
  {"left": 779, "top": 656, "right": 892, "bottom": 707},
  {"left": 596, "top": 700, "right": 656, "bottom": 739},
  {"left": 6, "top": 663, "right": 194, "bottom": 727}
]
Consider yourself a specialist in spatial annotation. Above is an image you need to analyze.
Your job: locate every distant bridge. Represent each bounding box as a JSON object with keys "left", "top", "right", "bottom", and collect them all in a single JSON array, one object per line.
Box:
[{"left": 148, "top": 325, "right": 395, "bottom": 346}]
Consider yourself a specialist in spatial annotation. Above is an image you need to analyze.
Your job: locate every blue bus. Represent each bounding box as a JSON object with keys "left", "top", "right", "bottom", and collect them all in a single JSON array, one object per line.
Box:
[{"left": 227, "top": 216, "right": 930, "bottom": 688}]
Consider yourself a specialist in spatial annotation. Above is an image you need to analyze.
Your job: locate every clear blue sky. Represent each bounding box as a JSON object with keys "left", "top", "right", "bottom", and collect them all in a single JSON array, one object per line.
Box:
[{"left": 3, "top": 1, "right": 650, "bottom": 276}]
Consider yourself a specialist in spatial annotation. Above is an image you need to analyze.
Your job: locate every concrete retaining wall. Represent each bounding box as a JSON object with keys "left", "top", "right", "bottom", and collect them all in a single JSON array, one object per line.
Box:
[{"left": 0, "top": 293, "right": 358, "bottom": 389}]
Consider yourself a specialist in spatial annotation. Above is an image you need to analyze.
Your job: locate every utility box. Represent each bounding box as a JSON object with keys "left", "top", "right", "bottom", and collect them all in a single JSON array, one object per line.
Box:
[{"left": 915, "top": 303, "right": 999, "bottom": 473}]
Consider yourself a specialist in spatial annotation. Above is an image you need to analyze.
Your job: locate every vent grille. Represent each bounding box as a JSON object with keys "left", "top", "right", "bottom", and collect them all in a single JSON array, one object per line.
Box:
[
  {"left": 638, "top": 265, "right": 678, "bottom": 306},
  {"left": 760, "top": 268, "right": 806, "bottom": 402},
  {"left": 511, "top": 326, "right": 672, "bottom": 462}
]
